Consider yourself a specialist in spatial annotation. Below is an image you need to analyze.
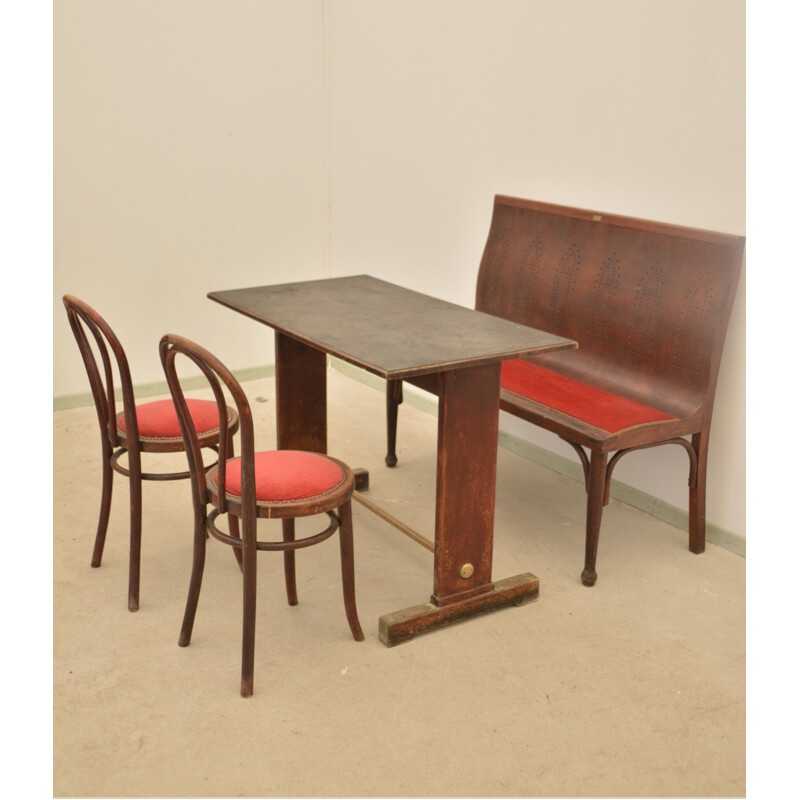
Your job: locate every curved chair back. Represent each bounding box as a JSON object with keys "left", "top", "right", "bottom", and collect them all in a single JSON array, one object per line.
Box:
[
  {"left": 159, "top": 334, "right": 255, "bottom": 524},
  {"left": 63, "top": 294, "right": 139, "bottom": 448}
]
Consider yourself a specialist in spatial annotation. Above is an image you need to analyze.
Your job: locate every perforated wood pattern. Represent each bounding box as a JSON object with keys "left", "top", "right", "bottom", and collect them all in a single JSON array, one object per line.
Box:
[{"left": 475, "top": 196, "right": 744, "bottom": 419}]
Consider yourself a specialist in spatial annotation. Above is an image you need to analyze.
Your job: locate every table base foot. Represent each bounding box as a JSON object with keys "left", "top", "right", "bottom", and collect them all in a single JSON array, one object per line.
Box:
[
  {"left": 353, "top": 468, "right": 369, "bottom": 491},
  {"left": 378, "top": 573, "right": 539, "bottom": 647}
]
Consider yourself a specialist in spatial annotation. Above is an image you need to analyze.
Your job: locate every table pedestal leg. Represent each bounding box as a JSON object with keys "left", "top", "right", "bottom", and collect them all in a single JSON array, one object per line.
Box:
[
  {"left": 275, "top": 332, "right": 327, "bottom": 453},
  {"left": 379, "top": 363, "right": 539, "bottom": 646}
]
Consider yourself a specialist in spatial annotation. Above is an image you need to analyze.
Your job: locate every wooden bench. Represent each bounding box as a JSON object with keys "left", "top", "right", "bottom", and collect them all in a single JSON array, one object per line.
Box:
[{"left": 385, "top": 195, "right": 744, "bottom": 586}]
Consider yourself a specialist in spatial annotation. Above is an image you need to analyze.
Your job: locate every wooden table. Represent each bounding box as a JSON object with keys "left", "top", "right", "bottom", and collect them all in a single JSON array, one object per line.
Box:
[{"left": 209, "top": 275, "right": 576, "bottom": 645}]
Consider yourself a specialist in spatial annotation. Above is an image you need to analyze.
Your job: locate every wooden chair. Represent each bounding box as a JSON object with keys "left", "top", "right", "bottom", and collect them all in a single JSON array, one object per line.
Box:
[
  {"left": 160, "top": 333, "right": 364, "bottom": 698},
  {"left": 63, "top": 295, "right": 240, "bottom": 611}
]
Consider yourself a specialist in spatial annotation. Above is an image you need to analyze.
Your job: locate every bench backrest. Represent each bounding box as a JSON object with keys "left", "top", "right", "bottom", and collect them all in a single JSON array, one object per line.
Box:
[{"left": 475, "top": 195, "right": 744, "bottom": 420}]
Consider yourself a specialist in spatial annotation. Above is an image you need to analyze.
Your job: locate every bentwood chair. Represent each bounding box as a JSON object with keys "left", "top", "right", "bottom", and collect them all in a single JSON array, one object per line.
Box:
[
  {"left": 160, "top": 334, "right": 364, "bottom": 698},
  {"left": 63, "top": 295, "right": 240, "bottom": 611}
]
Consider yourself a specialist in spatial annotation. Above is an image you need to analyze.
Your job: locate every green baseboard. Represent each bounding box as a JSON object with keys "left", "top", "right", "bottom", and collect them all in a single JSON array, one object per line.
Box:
[
  {"left": 53, "top": 364, "right": 275, "bottom": 412},
  {"left": 329, "top": 357, "right": 746, "bottom": 558}
]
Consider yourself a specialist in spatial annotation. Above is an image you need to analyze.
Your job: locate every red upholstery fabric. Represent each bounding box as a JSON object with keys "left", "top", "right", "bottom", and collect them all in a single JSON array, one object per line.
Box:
[
  {"left": 501, "top": 359, "right": 675, "bottom": 434},
  {"left": 217, "top": 450, "right": 346, "bottom": 502},
  {"left": 118, "top": 398, "right": 223, "bottom": 439}
]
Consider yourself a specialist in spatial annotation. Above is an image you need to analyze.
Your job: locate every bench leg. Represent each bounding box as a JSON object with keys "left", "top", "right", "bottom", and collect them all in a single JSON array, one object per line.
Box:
[
  {"left": 582, "top": 450, "right": 608, "bottom": 587},
  {"left": 385, "top": 379, "right": 403, "bottom": 467},
  {"left": 688, "top": 431, "right": 708, "bottom": 554}
]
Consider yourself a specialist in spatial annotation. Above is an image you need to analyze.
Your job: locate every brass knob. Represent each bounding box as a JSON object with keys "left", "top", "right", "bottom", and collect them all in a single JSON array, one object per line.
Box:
[{"left": 459, "top": 562, "right": 474, "bottom": 579}]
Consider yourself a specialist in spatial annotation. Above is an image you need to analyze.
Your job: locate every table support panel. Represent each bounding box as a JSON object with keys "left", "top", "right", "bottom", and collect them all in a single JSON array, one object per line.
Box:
[
  {"left": 275, "top": 332, "right": 327, "bottom": 453},
  {"left": 432, "top": 362, "right": 501, "bottom": 605}
]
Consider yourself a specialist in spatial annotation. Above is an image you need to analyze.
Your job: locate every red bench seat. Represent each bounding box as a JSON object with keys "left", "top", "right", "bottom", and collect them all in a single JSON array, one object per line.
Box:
[{"left": 500, "top": 359, "right": 674, "bottom": 435}]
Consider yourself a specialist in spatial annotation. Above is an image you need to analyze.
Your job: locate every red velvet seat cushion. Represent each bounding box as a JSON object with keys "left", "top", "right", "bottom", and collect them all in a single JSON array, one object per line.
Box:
[
  {"left": 501, "top": 359, "right": 675, "bottom": 434},
  {"left": 118, "top": 398, "right": 223, "bottom": 439},
  {"left": 216, "top": 450, "right": 346, "bottom": 502}
]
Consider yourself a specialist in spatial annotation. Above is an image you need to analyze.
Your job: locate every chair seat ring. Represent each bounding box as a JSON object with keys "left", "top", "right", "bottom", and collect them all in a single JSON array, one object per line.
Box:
[
  {"left": 110, "top": 447, "right": 220, "bottom": 481},
  {"left": 206, "top": 508, "right": 339, "bottom": 551}
]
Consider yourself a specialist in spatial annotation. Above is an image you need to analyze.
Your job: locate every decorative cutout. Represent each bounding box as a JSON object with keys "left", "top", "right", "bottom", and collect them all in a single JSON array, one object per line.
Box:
[
  {"left": 481, "top": 225, "right": 510, "bottom": 314},
  {"left": 586, "top": 253, "right": 621, "bottom": 347},
  {"left": 515, "top": 235, "right": 543, "bottom": 321},
  {"left": 671, "top": 273, "right": 715, "bottom": 380},
  {"left": 546, "top": 242, "right": 582, "bottom": 331},
  {"left": 627, "top": 264, "right": 664, "bottom": 360}
]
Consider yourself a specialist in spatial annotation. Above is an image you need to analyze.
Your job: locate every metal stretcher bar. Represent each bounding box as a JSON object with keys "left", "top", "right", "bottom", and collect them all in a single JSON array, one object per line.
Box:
[{"left": 352, "top": 491, "right": 434, "bottom": 553}]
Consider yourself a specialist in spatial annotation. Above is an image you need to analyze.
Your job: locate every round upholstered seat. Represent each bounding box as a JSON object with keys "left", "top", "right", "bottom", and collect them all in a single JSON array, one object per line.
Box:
[
  {"left": 117, "top": 399, "right": 237, "bottom": 450},
  {"left": 212, "top": 450, "right": 348, "bottom": 503}
]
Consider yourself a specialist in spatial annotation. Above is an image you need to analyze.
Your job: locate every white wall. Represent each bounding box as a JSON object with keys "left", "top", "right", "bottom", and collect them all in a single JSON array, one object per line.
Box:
[
  {"left": 54, "top": 0, "right": 745, "bottom": 537},
  {"left": 327, "top": 0, "right": 745, "bottom": 536},
  {"left": 54, "top": 0, "right": 328, "bottom": 396}
]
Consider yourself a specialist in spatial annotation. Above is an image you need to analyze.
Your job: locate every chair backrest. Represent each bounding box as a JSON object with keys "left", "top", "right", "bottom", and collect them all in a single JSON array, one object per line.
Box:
[
  {"left": 159, "top": 334, "right": 255, "bottom": 519},
  {"left": 475, "top": 196, "right": 745, "bottom": 420},
  {"left": 63, "top": 294, "right": 139, "bottom": 446}
]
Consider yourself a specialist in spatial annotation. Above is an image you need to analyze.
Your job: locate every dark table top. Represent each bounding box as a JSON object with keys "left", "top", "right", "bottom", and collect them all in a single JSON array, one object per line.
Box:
[{"left": 209, "top": 274, "right": 576, "bottom": 380}]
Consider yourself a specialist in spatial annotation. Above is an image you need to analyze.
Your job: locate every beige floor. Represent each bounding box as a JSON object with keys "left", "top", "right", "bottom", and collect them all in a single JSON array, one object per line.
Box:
[{"left": 53, "top": 369, "right": 745, "bottom": 798}]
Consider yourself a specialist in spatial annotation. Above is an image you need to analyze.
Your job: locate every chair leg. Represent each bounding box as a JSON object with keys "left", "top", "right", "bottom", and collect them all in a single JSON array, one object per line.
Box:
[
  {"left": 338, "top": 501, "right": 365, "bottom": 641},
  {"left": 91, "top": 441, "right": 114, "bottom": 568},
  {"left": 128, "top": 451, "right": 143, "bottom": 612},
  {"left": 241, "top": 515, "right": 257, "bottom": 698},
  {"left": 282, "top": 518, "right": 298, "bottom": 606},
  {"left": 689, "top": 431, "right": 708, "bottom": 554},
  {"left": 226, "top": 434, "right": 243, "bottom": 571},
  {"left": 385, "top": 379, "right": 402, "bottom": 467},
  {"left": 179, "top": 508, "right": 208, "bottom": 647},
  {"left": 581, "top": 450, "right": 609, "bottom": 587},
  {"left": 228, "top": 515, "right": 243, "bottom": 571}
]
